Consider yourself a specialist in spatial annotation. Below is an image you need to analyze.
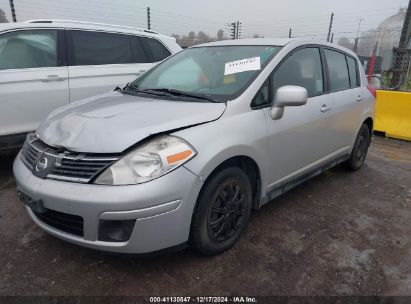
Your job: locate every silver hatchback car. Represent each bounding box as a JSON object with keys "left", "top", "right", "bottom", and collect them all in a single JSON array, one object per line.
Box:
[{"left": 14, "top": 38, "right": 376, "bottom": 255}]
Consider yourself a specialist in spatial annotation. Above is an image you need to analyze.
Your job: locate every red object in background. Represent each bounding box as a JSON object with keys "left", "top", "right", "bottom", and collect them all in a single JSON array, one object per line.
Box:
[
  {"left": 198, "top": 71, "right": 209, "bottom": 84},
  {"left": 368, "top": 52, "right": 376, "bottom": 84},
  {"left": 367, "top": 42, "right": 378, "bottom": 84},
  {"left": 367, "top": 85, "right": 377, "bottom": 98}
]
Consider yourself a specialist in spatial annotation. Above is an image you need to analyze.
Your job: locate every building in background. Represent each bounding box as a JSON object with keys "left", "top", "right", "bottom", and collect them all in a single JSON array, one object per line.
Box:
[{"left": 375, "top": 8, "right": 406, "bottom": 56}]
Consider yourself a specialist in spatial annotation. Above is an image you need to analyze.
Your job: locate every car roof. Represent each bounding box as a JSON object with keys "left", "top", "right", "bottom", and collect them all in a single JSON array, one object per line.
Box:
[
  {"left": 0, "top": 20, "right": 171, "bottom": 40},
  {"left": 194, "top": 38, "right": 295, "bottom": 47},
  {"left": 191, "top": 38, "right": 359, "bottom": 57}
]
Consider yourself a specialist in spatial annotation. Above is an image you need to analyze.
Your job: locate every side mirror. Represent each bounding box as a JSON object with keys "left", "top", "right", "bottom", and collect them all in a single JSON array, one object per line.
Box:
[{"left": 270, "top": 86, "right": 308, "bottom": 120}]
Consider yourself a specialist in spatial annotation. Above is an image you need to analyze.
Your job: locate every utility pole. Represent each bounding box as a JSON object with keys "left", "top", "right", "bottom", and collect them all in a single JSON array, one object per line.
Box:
[
  {"left": 230, "top": 22, "right": 236, "bottom": 39},
  {"left": 289, "top": 28, "right": 292, "bottom": 38},
  {"left": 398, "top": 0, "right": 411, "bottom": 49},
  {"left": 391, "top": 0, "right": 411, "bottom": 88},
  {"left": 352, "top": 18, "right": 363, "bottom": 54},
  {"left": 356, "top": 18, "right": 364, "bottom": 40},
  {"left": 353, "top": 37, "right": 359, "bottom": 53},
  {"left": 326, "top": 12, "right": 334, "bottom": 42},
  {"left": 330, "top": 33, "right": 334, "bottom": 43},
  {"left": 146, "top": 7, "right": 151, "bottom": 30},
  {"left": 9, "top": 0, "right": 17, "bottom": 22}
]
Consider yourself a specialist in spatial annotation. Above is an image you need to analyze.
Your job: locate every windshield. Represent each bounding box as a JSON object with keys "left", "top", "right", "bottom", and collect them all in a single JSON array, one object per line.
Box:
[{"left": 127, "top": 45, "right": 281, "bottom": 102}]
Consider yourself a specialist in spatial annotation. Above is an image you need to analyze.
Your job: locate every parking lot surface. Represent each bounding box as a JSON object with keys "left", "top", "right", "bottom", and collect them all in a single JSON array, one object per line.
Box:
[{"left": 0, "top": 136, "right": 410, "bottom": 296}]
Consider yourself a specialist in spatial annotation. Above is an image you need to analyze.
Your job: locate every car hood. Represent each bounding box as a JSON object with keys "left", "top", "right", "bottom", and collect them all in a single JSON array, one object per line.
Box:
[{"left": 37, "top": 91, "right": 226, "bottom": 153}]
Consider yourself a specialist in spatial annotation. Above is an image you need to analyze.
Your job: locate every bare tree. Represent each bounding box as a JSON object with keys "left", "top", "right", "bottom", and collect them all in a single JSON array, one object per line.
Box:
[
  {"left": 187, "top": 31, "right": 196, "bottom": 45},
  {"left": 171, "top": 34, "right": 180, "bottom": 41},
  {"left": 0, "top": 8, "right": 9, "bottom": 23},
  {"left": 337, "top": 37, "right": 353, "bottom": 49},
  {"left": 217, "top": 29, "right": 225, "bottom": 41},
  {"left": 196, "top": 31, "right": 210, "bottom": 44},
  {"left": 174, "top": 30, "right": 222, "bottom": 47}
]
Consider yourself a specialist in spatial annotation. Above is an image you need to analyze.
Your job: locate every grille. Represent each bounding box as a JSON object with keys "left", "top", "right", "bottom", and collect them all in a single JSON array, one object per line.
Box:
[
  {"left": 21, "top": 133, "right": 119, "bottom": 183},
  {"left": 33, "top": 208, "right": 84, "bottom": 237},
  {"left": 20, "top": 136, "right": 47, "bottom": 171}
]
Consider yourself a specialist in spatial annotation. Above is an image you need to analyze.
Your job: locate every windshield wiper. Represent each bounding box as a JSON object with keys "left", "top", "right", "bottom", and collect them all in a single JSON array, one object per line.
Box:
[
  {"left": 146, "top": 88, "right": 219, "bottom": 103},
  {"left": 122, "top": 83, "right": 170, "bottom": 97},
  {"left": 122, "top": 84, "right": 219, "bottom": 103}
]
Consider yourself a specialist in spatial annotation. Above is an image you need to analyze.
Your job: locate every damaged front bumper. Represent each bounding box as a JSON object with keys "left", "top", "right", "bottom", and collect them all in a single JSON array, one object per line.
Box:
[{"left": 13, "top": 154, "right": 203, "bottom": 254}]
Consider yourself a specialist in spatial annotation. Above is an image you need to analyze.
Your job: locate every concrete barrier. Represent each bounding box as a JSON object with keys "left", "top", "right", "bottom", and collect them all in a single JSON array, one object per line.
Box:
[{"left": 374, "top": 90, "right": 411, "bottom": 141}]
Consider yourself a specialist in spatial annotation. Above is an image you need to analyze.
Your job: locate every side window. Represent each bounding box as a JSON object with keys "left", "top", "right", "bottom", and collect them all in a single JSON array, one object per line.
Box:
[
  {"left": 140, "top": 37, "right": 171, "bottom": 62},
  {"left": 324, "top": 49, "right": 350, "bottom": 91},
  {"left": 252, "top": 80, "right": 270, "bottom": 107},
  {"left": 272, "top": 48, "right": 324, "bottom": 98},
  {"left": 70, "top": 31, "right": 136, "bottom": 66},
  {"left": 346, "top": 56, "right": 359, "bottom": 88},
  {"left": 0, "top": 30, "right": 58, "bottom": 70}
]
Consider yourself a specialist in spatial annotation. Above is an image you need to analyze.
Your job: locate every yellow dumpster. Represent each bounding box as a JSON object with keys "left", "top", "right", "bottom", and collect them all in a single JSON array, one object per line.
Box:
[{"left": 375, "top": 90, "right": 411, "bottom": 141}]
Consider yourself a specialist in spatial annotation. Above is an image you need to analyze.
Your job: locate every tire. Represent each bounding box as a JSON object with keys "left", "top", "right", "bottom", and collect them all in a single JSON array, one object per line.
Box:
[
  {"left": 190, "top": 167, "right": 253, "bottom": 255},
  {"left": 345, "top": 124, "right": 371, "bottom": 171}
]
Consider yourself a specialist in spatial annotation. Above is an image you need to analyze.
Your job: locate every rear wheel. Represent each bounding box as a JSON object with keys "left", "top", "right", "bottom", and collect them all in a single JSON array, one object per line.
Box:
[
  {"left": 345, "top": 124, "right": 371, "bottom": 171},
  {"left": 190, "top": 167, "right": 252, "bottom": 255}
]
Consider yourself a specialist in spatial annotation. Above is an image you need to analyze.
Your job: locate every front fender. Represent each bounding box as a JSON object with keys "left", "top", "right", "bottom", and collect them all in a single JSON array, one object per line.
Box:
[{"left": 173, "top": 109, "right": 270, "bottom": 197}]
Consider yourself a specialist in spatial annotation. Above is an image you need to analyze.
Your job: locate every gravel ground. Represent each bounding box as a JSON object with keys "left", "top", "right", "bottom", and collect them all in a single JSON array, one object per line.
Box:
[{"left": 0, "top": 136, "right": 410, "bottom": 297}]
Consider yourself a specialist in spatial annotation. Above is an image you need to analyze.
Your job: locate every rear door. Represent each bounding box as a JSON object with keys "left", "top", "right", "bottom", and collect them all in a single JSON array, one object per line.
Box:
[
  {"left": 66, "top": 30, "right": 154, "bottom": 102},
  {"left": 0, "top": 28, "right": 69, "bottom": 139},
  {"left": 323, "top": 48, "right": 363, "bottom": 148}
]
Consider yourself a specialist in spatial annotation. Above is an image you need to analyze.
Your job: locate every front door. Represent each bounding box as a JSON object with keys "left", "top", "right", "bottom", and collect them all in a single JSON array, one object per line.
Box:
[
  {"left": 262, "top": 47, "right": 339, "bottom": 190},
  {"left": 0, "top": 29, "right": 69, "bottom": 137}
]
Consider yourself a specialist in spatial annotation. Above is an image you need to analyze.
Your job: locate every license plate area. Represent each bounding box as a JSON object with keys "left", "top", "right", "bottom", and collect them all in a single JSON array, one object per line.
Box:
[{"left": 17, "top": 189, "right": 46, "bottom": 214}]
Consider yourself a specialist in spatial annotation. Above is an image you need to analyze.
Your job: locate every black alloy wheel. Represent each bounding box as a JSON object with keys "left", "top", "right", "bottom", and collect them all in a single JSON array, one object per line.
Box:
[
  {"left": 345, "top": 123, "right": 371, "bottom": 171},
  {"left": 207, "top": 179, "right": 247, "bottom": 242},
  {"left": 190, "top": 167, "right": 252, "bottom": 255}
]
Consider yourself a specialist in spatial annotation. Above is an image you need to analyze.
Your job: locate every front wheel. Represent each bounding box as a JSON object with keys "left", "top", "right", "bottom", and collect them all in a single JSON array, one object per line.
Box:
[
  {"left": 190, "top": 167, "right": 253, "bottom": 255},
  {"left": 345, "top": 124, "right": 371, "bottom": 171}
]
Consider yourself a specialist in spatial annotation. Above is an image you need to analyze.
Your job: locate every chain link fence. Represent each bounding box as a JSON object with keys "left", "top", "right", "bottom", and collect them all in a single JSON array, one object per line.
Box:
[{"left": 362, "top": 49, "right": 411, "bottom": 91}]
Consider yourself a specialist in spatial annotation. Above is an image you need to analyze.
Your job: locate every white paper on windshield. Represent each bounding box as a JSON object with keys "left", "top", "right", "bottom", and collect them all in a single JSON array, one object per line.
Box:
[{"left": 224, "top": 57, "right": 261, "bottom": 75}]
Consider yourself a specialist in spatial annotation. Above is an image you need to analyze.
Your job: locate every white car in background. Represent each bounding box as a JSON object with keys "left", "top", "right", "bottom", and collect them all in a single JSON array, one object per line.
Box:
[{"left": 0, "top": 20, "right": 181, "bottom": 153}]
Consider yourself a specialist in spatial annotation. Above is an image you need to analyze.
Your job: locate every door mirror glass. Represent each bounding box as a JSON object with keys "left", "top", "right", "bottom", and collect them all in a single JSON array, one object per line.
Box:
[
  {"left": 270, "top": 85, "right": 307, "bottom": 120},
  {"left": 274, "top": 85, "right": 308, "bottom": 107}
]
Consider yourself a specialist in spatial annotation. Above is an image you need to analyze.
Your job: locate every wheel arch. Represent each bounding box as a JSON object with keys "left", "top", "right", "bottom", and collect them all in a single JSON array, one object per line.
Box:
[
  {"left": 363, "top": 117, "right": 374, "bottom": 144},
  {"left": 363, "top": 117, "right": 373, "bottom": 133},
  {"left": 195, "top": 155, "right": 263, "bottom": 211}
]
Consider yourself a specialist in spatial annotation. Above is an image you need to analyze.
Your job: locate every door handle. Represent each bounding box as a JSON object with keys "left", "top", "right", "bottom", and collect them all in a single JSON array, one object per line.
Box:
[
  {"left": 320, "top": 104, "right": 331, "bottom": 113},
  {"left": 41, "top": 75, "right": 66, "bottom": 82},
  {"left": 356, "top": 95, "right": 364, "bottom": 102}
]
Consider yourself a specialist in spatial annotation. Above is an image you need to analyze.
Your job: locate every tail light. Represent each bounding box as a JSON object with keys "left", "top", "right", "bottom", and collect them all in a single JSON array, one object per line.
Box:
[{"left": 367, "top": 85, "right": 377, "bottom": 98}]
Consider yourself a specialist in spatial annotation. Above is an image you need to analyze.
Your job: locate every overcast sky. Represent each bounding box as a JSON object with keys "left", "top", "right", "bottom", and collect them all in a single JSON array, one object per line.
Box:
[{"left": 0, "top": 0, "right": 408, "bottom": 41}]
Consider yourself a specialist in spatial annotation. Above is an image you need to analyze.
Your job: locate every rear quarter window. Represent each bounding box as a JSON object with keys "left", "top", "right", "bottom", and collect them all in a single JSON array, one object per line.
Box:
[
  {"left": 140, "top": 37, "right": 171, "bottom": 62},
  {"left": 346, "top": 56, "right": 359, "bottom": 88}
]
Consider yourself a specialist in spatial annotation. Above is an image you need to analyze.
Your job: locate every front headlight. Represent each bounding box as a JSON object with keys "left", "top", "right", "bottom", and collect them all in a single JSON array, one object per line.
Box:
[{"left": 94, "top": 135, "right": 196, "bottom": 185}]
